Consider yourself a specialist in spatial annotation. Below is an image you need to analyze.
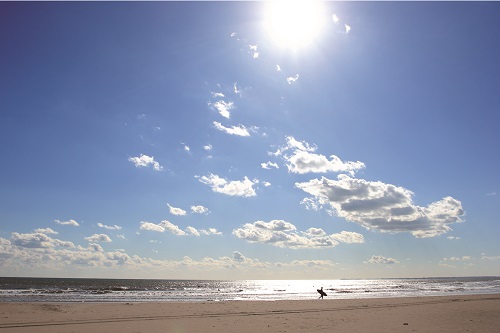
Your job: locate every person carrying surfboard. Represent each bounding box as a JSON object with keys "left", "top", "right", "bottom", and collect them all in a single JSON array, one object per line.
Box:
[{"left": 317, "top": 287, "right": 327, "bottom": 299}]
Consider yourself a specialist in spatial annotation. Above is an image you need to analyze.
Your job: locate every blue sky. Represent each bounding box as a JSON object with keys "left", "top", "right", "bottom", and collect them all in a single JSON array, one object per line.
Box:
[{"left": 1, "top": 1, "right": 499, "bottom": 279}]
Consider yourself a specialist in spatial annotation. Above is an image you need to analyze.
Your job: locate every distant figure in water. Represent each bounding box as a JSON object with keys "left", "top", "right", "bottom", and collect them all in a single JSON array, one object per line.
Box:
[{"left": 317, "top": 287, "right": 327, "bottom": 299}]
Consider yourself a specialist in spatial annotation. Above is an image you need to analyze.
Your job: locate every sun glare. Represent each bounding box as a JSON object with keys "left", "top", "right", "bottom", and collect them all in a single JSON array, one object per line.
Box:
[{"left": 263, "top": 0, "right": 327, "bottom": 49}]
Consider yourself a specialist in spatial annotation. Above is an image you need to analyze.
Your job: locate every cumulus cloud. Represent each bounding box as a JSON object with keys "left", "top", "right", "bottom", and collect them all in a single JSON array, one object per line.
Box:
[
  {"left": 88, "top": 243, "right": 104, "bottom": 252},
  {"left": 204, "top": 144, "right": 213, "bottom": 151},
  {"left": 365, "top": 255, "right": 399, "bottom": 264},
  {"left": 1, "top": 235, "right": 342, "bottom": 277},
  {"left": 54, "top": 219, "right": 80, "bottom": 227},
  {"left": 97, "top": 223, "right": 122, "bottom": 230},
  {"left": 210, "top": 100, "right": 234, "bottom": 119},
  {"left": 332, "top": 14, "right": 339, "bottom": 24},
  {"left": 287, "top": 74, "right": 299, "bottom": 84},
  {"left": 11, "top": 232, "right": 74, "bottom": 249},
  {"left": 84, "top": 234, "right": 112, "bottom": 243},
  {"left": 213, "top": 121, "right": 251, "bottom": 136},
  {"left": 261, "top": 161, "right": 279, "bottom": 170},
  {"left": 33, "top": 228, "right": 58, "bottom": 235},
  {"left": 345, "top": 24, "right": 351, "bottom": 34},
  {"left": 139, "top": 221, "right": 221, "bottom": 237},
  {"left": 296, "top": 174, "right": 464, "bottom": 238},
  {"left": 273, "top": 136, "right": 365, "bottom": 175},
  {"left": 128, "top": 154, "right": 163, "bottom": 171},
  {"left": 167, "top": 204, "right": 187, "bottom": 216},
  {"left": 191, "top": 205, "right": 210, "bottom": 214},
  {"left": 196, "top": 173, "right": 259, "bottom": 197},
  {"left": 232, "top": 220, "right": 364, "bottom": 249},
  {"left": 139, "top": 221, "right": 164, "bottom": 233}
]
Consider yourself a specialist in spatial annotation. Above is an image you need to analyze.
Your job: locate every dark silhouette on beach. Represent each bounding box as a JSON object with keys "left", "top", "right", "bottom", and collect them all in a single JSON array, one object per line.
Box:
[{"left": 317, "top": 287, "right": 327, "bottom": 299}]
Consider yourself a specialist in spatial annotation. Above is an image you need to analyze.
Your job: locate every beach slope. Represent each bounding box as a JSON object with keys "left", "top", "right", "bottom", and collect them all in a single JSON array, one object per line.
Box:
[{"left": 1, "top": 294, "right": 499, "bottom": 332}]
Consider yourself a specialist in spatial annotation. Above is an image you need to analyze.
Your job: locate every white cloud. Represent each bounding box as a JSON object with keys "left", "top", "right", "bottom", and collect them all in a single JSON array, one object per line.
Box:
[
  {"left": 161, "top": 221, "right": 187, "bottom": 236},
  {"left": 2, "top": 235, "right": 344, "bottom": 277},
  {"left": 128, "top": 154, "right": 163, "bottom": 171},
  {"left": 167, "top": 204, "right": 187, "bottom": 216},
  {"left": 211, "top": 92, "right": 224, "bottom": 98},
  {"left": 276, "top": 65, "right": 281, "bottom": 71},
  {"left": 345, "top": 24, "right": 351, "bottom": 34},
  {"left": 11, "top": 232, "right": 74, "bottom": 249},
  {"left": 442, "top": 256, "right": 472, "bottom": 262},
  {"left": 97, "top": 223, "right": 122, "bottom": 230},
  {"left": 139, "top": 221, "right": 220, "bottom": 237},
  {"left": 365, "top": 255, "right": 399, "bottom": 265},
  {"left": 139, "top": 221, "right": 165, "bottom": 233},
  {"left": 211, "top": 100, "right": 234, "bottom": 119},
  {"left": 54, "top": 219, "right": 80, "bottom": 227},
  {"left": 204, "top": 144, "right": 213, "bottom": 151},
  {"left": 249, "top": 44, "right": 259, "bottom": 59},
  {"left": 197, "top": 173, "right": 259, "bottom": 197},
  {"left": 200, "top": 228, "right": 222, "bottom": 236},
  {"left": 482, "top": 254, "right": 500, "bottom": 261},
  {"left": 232, "top": 220, "right": 364, "bottom": 249},
  {"left": 33, "top": 228, "right": 58, "bottom": 235},
  {"left": 273, "top": 136, "right": 365, "bottom": 175},
  {"left": 261, "top": 161, "right": 279, "bottom": 170},
  {"left": 84, "top": 234, "right": 112, "bottom": 243},
  {"left": 233, "top": 82, "right": 241, "bottom": 94},
  {"left": 332, "top": 14, "right": 339, "bottom": 24},
  {"left": 287, "top": 74, "right": 299, "bottom": 84},
  {"left": 191, "top": 205, "right": 210, "bottom": 214},
  {"left": 183, "top": 144, "right": 190, "bottom": 152},
  {"left": 296, "top": 174, "right": 464, "bottom": 238},
  {"left": 213, "top": 121, "right": 251, "bottom": 137},
  {"left": 88, "top": 243, "right": 104, "bottom": 252}
]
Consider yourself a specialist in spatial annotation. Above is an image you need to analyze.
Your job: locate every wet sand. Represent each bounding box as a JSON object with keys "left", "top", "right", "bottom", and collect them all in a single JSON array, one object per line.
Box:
[{"left": 1, "top": 294, "right": 499, "bottom": 332}]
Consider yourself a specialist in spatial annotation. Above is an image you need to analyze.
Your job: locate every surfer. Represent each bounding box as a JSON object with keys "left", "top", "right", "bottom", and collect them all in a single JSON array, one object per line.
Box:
[{"left": 317, "top": 287, "right": 327, "bottom": 299}]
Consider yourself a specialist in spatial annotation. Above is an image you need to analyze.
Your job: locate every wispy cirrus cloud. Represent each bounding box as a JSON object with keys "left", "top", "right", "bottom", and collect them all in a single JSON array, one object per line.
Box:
[
  {"left": 97, "top": 223, "right": 122, "bottom": 230},
  {"left": 54, "top": 219, "right": 80, "bottom": 227},
  {"left": 213, "top": 121, "right": 252, "bottom": 136},
  {"left": 128, "top": 154, "right": 163, "bottom": 171},
  {"left": 196, "top": 173, "right": 259, "bottom": 197},
  {"left": 209, "top": 100, "right": 234, "bottom": 119},
  {"left": 287, "top": 74, "right": 299, "bottom": 84},
  {"left": 232, "top": 219, "right": 364, "bottom": 249},
  {"left": 261, "top": 161, "right": 279, "bottom": 170},
  {"left": 296, "top": 174, "right": 464, "bottom": 238}
]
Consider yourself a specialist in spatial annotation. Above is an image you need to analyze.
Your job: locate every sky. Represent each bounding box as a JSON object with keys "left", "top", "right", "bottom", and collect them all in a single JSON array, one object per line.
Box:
[{"left": 1, "top": 1, "right": 499, "bottom": 280}]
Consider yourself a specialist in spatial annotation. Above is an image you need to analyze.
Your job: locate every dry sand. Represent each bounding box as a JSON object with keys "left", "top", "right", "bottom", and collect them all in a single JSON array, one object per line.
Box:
[{"left": 1, "top": 294, "right": 499, "bottom": 332}]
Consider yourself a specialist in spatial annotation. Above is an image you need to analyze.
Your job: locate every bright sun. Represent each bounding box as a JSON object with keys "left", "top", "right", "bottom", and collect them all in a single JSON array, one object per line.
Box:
[{"left": 263, "top": 0, "right": 327, "bottom": 49}]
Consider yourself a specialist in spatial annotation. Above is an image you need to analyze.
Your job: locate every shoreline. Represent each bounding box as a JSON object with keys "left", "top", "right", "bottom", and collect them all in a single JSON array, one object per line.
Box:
[{"left": 1, "top": 294, "right": 499, "bottom": 332}]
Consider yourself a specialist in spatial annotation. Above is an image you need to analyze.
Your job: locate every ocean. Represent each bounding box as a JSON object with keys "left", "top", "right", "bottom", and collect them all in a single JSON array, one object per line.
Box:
[{"left": 0, "top": 276, "right": 498, "bottom": 303}]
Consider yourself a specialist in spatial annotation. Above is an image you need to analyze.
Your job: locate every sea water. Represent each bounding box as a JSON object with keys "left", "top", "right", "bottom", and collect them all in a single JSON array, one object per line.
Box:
[{"left": 0, "top": 276, "right": 498, "bottom": 302}]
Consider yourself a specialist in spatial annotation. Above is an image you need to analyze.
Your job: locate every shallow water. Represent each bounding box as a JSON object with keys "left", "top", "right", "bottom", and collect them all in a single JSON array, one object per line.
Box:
[{"left": 0, "top": 276, "right": 498, "bottom": 302}]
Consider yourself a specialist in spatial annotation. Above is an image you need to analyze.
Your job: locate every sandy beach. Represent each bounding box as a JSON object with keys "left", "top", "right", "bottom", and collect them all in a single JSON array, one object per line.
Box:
[{"left": 1, "top": 294, "right": 499, "bottom": 332}]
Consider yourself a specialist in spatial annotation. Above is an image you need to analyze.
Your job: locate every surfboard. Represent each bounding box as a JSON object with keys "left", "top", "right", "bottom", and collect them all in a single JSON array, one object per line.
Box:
[{"left": 317, "top": 289, "right": 327, "bottom": 296}]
